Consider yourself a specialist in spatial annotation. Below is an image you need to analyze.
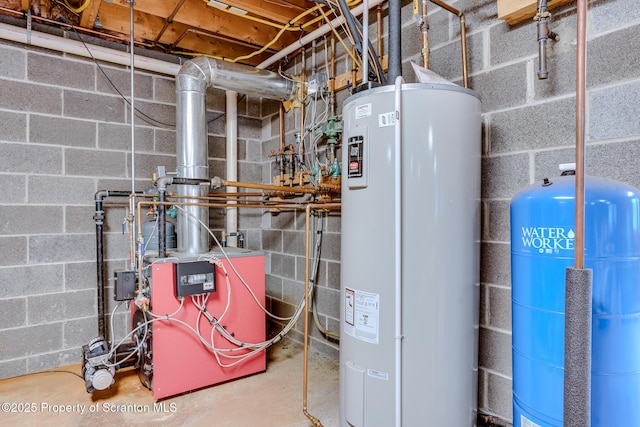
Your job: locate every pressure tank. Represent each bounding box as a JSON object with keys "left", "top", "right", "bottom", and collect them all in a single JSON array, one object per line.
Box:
[
  {"left": 510, "top": 170, "right": 640, "bottom": 427},
  {"left": 340, "top": 83, "right": 481, "bottom": 426},
  {"left": 142, "top": 219, "right": 176, "bottom": 251}
]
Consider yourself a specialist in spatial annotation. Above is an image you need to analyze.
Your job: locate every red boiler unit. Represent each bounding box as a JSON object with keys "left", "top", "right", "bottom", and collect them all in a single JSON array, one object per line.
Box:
[{"left": 137, "top": 250, "right": 266, "bottom": 400}]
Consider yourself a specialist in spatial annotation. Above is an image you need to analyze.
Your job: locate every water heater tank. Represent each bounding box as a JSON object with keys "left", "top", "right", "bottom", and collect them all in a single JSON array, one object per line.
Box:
[
  {"left": 340, "top": 83, "right": 481, "bottom": 426},
  {"left": 511, "top": 172, "right": 640, "bottom": 427}
]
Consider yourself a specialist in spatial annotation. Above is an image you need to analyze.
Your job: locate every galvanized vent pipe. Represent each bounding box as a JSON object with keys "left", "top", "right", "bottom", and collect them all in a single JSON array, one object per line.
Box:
[{"left": 175, "top": 57, "right": 295, "bottom": 254}]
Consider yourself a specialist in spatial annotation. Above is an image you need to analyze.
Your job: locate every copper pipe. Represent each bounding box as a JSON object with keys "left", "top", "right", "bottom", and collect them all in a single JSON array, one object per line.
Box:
[
  {"left": 153, "top": 0, "right": 187, "bottom": 43},
  {"left": 575, "top": 0, "right": 587, "bottom": 270},
  {"left": 420, "top": 0, "right": 430, "bottom": 68},
  {"left": 223, "top": 180, "right": 340, "bottom": 194},
  {"left": 377, "top": 5, "right": 383, "bottom": 59},
  {"left": 303, "top": 202, "right": 341, "bottom": 427},
  {"left": 429, "top": 0, "right": 469, "bottom": 88}
]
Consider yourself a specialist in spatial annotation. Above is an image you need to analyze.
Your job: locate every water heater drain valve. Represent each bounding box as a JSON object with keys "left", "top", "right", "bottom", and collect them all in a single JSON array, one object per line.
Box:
[{"left": 81, "top": 336, "right": 115, "bottom": 393}]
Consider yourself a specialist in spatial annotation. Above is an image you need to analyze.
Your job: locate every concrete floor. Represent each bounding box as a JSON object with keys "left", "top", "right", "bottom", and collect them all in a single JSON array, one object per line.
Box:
[{"left": 0, "top": 338, "right": 339, "bottom": 427}]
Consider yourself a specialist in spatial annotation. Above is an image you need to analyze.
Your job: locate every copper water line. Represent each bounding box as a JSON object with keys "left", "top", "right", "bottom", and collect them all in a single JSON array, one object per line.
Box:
[
  {"left": 303, "top": 202, "right": 341, "bottom": 427},
  {"left": 223, "top": 179, "right": 341, "bottom": 193},
  {"left": 574, "top": 0, "right": 587, "bottom": 269},
  {"left": 429, "top": 0, "right": 469, "bottom": 88},
  {"left": 329, "top": 35, "right": 337, "bottom": 117},
  {"left": 420, "top": 0, "right": 430, "bottom": 68}
]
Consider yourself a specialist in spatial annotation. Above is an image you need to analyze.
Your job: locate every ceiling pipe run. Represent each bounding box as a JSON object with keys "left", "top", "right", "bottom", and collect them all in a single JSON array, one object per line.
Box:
[{"left": 175, "top": 57, "right": 295, "bottom": 254}]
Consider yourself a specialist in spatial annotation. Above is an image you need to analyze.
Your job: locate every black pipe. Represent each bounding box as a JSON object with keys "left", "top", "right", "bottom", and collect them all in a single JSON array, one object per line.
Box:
[
  {"left": 171, "top": 177, "right": 210, "bottom": 186},
  {"left": 94, "top": 190, "right": 133, "bottom": 338},
  {"left": 158, "top": 189, "right": 167, "bottom": 258},
  {"left": 388, "top": 0, "right": 402, "bottom": 83}
]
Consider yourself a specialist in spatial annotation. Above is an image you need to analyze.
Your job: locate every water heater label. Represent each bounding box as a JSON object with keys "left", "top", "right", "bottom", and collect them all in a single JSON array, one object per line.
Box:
[
  {"left": 378, "top": 111, "right": 396, "bottom": 127},
  {"left": 520, "top": 226, "right": 575, "bottom": 254},
  {"left": 344, "top": 287, "right": 380, "bottom": 344},
  {"left": 355, "top": 103, "right": 372, "bottom": 119}
]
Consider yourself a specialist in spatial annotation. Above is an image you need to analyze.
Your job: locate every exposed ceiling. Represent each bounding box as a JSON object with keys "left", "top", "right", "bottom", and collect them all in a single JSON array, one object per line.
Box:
[{"left": 0, "top": 0, "right": 331, "bottom": 68}]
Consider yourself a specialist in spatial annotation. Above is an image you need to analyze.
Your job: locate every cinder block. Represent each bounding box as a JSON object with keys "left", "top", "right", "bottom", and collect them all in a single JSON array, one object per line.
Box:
[
  {"left": 583, "top": 141, "right": 640, "bottom": 189},
  {"left": 270, "top": 210, "right": 296, "bottom": 230},
  {"left": 63, "top": 90, "right": 125, "bottom": 123},
  {"left": 26, "top": 348, "right": 80, "bottom": 374},
  {"left": 246, "top": 140, "right": 262, "bottom": 162},
  {"left": 0, "top": 323, "right": 62, "bottom": 360},
  {"left": 319, "top": 232, "right": 341, "bottom": 262},
  {"left": 589, "top": 24, "right": 640, "bottom": 88},
  {"left": 0, "top": 264, "right": 63, "bottom": 298},
  {"left": 262, "top": 230, "right": 283, "bottom": 252},
  {"left": 64, "top": 262, "right": 97, "bottom": 291},
  {"left": 27, "top": 289, "right": 96, "bottom": 324},
  {"left": 237, "top": 161, "right": 262, "bottom": 183},
  {"left": 0, "top": 80, "right": 62, "bottom": 114},
  {"left": 309, "top": 336, "right": 339, "bottom": 360},
  {"left": 429, "top": 40, "right": 463, "bottom": 82},
  {"left": 491, "top": 98, "right": 576, "bottom": 153},
  {"left": 0, "top": 142, "right": 62, "bottom": 174},
  {"left": 0, "top": 359, "right": 27, "bottom": 380},
  {"left": 487, "top": 372, "right": 514, "bottom": 422},
  {"left": 489, "top": 21, "right": 536, "bottom": 67},
  {"left": 479, "top": 326, "right": 512, "bottom": 377},
  {"left": 478, "top": 368, "right": 487, "bottom": 409},
  {"left": 0, "top": 45, "right": 26, "bottom": 79},
  {"left": 28, "top": 176, "right": 95, "bottom": 204},
  {"left": 266, "top": 274, "right": 283, "bottom": 300},
  {"left": 65, "top": 206, "right": 95, "bottom": 234},
  {"left": 154, "top": 76, "right": 176, "bottom": 103},
  {"left": 283, "top": 230, "right": 305, "bottom": 257},
  {"left": 155, "top": 129, "right": 176, "bottom": 155},
  {"left": 315, "top": 286, "right": 340, "bottom": 319},
  {"left": 326, "top": 261, "right": 340, "bottom": 290},
  {"left": 30, "top": 115, "right": 96, "bottom": 148},
  {"left": 486, "top": 200, "right": 511, "bottom": 242},
  {"left": 98, "top": 122, "right": 154, "bottom": 152},
  {"left": 237, "top": 116, "right": 262, "bottom": 141},
  {"left": 128, "top": 152, "right": 176, "bottom": 179},
  {"left": 132, "top": 99, "right": 176, "bottom": 128},
  {"left": 469, "top": 62, "right": 527, "bottom": 112},
  {"left": 0, "top": 297, "right": 26, "bottom": 329},
  {"left": 104, "top": 233, "right": 132, "bottom": 260},
  {"left": 481, "top": 153, "right": 530, "bottom": 199},
  {"left": 96, "top": 66, "right": 154, "bottom": 100},
  {"left": 0, "top": 174, "right": 26, "bottom": 203},
  {"left": 270, "top": 252, "right": 296, "bottom": 280},
  {"left": 65, "top": 148, "right": 127, "bottom": 178},
  {"left": 590, "top": 81, "right": 640, "bottom": 140},
  {"left": 206, "top": 87, "right": 226, "bottom": 113},
  {"left": 263, "top": 99, "right": 279, "bottom": 118},
  {"left": 480, "top": 284, "right": 489, "bottom": 327},
  {"left": 0, "top": 236, "right": 27, "bottom": 267},
  {"left": 207, "top": 135, "right": 226, "bottom": 159},
  {"left": 63, "top": 317, "right": 98, "bottom": 348},
  {"left": 489, "top": 285, "right": 512, "bottom": 331},
  {"left": 533, "top": 43, "right": 576, "bottom": 100},
  {"left": 29, "top": 234, "right": 95, "bottom": 264},
  {"left": 480, "top": 242, "right": 511, "bottom": 287},
  {"left": 0, "top": 206, "right": 63, "bottom": 235},
  {"left": 592, "top": 0, "right": 640, "bottom": 33},
  {"left": 533, "top": 147, "right": 574, "bottom": 181},
  {"left": 238, "top": 209, "right": 262, "bottom": 229},
  {"left": 0, "top": 111, "right": 27, "bottom": 142},
  {"left": 282, "top": 278, "right": 304, "bottom": 306},
  {"left": 456, "top": 0, "right": 498, "bottom": 30},
  {"left": 28, "top": 53, "right": 95, "bottom": 90}
]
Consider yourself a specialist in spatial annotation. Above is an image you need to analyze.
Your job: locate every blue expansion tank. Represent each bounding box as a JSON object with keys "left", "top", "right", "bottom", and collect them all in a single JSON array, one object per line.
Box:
[{"left": 510, "top": 171, "right": 640, "bottom": 426}]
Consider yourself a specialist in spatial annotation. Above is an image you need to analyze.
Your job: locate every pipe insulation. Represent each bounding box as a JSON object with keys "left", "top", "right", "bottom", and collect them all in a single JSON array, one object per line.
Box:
[
  {"left": 388, "top": 0, "right": 402, "bottom": 83},
  {"left": 175, "top": 57, "right": 295, "bottom": 254},
  {"left": 564, "top": 267, "right": 592, "bottom": 426}
]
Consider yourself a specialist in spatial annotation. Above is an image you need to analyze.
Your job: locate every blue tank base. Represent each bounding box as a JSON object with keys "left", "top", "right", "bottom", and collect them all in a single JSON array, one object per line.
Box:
[{"left": 513, "top": 401, "right": 561, "bottom": 427}]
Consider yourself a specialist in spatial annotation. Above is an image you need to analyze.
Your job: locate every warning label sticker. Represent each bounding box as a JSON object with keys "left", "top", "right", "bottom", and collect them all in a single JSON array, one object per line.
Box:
[{"left": 344, "top": 287, "right": 380, "bottom": 344}]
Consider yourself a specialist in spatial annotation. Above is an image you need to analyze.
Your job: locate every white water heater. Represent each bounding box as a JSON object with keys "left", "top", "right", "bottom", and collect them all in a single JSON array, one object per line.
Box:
[{"left": 340, "top": 83, "right": 481, "bottom": 426}]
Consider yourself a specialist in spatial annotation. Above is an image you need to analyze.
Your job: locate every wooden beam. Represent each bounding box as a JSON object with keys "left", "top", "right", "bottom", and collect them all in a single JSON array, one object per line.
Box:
[
  {"left": 220, "top": 0, "right": 317, "bottom": 26},
  {"left": 109, "top": 0, "right": 297, "bottom": 51},
  {"left": 334, "top": 55, "right": 388, "bottom": 92},
  {"left": 79, "top": 0, "right": 102, "bottom": 28},
  {"left": 497, "top": 0, "right": 573, "bottom": 25}
]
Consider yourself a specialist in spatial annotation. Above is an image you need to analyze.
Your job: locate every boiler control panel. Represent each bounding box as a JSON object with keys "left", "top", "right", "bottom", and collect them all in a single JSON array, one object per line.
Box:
[{"left": 175, "top": 261, "right": 216, "bottom": 297}]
